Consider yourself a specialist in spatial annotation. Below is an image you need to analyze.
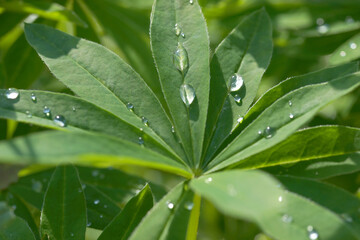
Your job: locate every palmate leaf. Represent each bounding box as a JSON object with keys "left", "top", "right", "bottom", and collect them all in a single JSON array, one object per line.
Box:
[
  {"left": 203, "top": 8, "right": 272, "bottom": 165},
  {"left": 190, "top": 170, "right": 360, "bottom": 240},
  {"left": 150, "top": 0, "right": 210, "bottom": 167}
]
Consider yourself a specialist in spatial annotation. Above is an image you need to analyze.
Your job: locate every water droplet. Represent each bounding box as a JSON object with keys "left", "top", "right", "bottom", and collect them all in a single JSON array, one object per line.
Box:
[
  {"left": 264, "top": 126, "right": 276, "bottom": 139},
  {"left": 174, "top": 23, "right": 181, "bottom": 37},
  {"left": 289, "top": 113, "right": 294, "bottom": 119},
  {"left": 180, "top": 83, "right": 195, "bottom": 107},
  {"left": 350, "top": 42, "right": 357, "bottom": 49},
  {"left": 70, "top": 233, "right": 74, "bottom": 237},
  {"left": 258, "top": 130, "right": 262, "bottom": 135},
  {"left": 229, "top": 73, "right": 244, "bottom": 92},
  {"left": 32, "top": 179, "right": 43, "bottom": 193},
  {"left": 54, "top": 115, "right": 66, "bottom": 127},
  {"left": 346, "top": 16, "right": 354, "bottom": 24},
  {"left": 184, "top": 201, "right": 194, "bottom": 210},
  {"left": 5, "top": 88, "right": 19, "bottom": 100},
  {"left": 340, "top": 51, "right": 346, "bottom": 57},
  {"left": 92, "top": 170, "right": 99, "bottom": 177},
  {"left": 341, "top": 213, "right": 353, "bottom": 222},
  {"left": 43, "top": 106, "right": 51, "bottom": 118},
  {"left": 139, "top": 128, "right": 143, "bottom": 132},
  {"left": 189, "top": 0, "right": 194, "bottom": 4},
  {"left": 126, "top": 103, "right": 134, "bottom": 111},
  {"left": 87, "top": 222, "right": 92, "bottom": 227},
  {"left": 181, "top": 32, "right": 185, "bottom": 38},
  {"left": 171, "top": 126, "right": 175, "bottom": 133},
  {"left": 316, "top": 18, "right": 324, "bottom": 25},
  {"left": 26, "top": 111, "right": 32, "bottom": 118},
  {"left": 288, "top": 100, "right": 293, "bottom": 106},
  {"left": 237, "top": 117, "right": 244, "bottom": 124},
  {"left": 141, "top": 117, "right": 149, "bottom": 126},
  {"left": 205, "top": 177, "right": 212, "bottom": 183},
  {"left": 72, "top": 106, "right": 76, "bottom": 112},
  {"left": 99, "top": 214, "right": 103, "bottom": 219},
  {"left": 307, "top": 226, "right": 319, "bottom": 240},
  {"left": 173, "top": 42, "right": 189, "bottom": 75},
  {"left": 317, "top": 24, "right": 329, "bottom": 34},
  {"left": 282, "top": 214, "right": 293, "bottom": 223},
  {"left": 278, "top": 196, "right": 283, "bottom": 202},
  {"left": 167, "top": 201, "right": 175, "bottom": 210},
  {"left": 94, "top": 199, "right": 100, "bottom": 205},
  {"left": 138, "top": 137, "right": 144, "bottom": 145},
  {"left": 31, "top": 93, "right": 37, "bottom": 103},
  {"left": 234, "top": 94, "right": 241, "bottom": 103}
]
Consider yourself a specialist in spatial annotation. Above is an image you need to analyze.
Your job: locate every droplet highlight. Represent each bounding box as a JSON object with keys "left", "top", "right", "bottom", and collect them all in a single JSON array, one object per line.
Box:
[
  {"left": 126, "top": 103, "right": 134, "bottom": 112},
  {"left": 340, "top": 51, "right": 346, "bottom": 57},
  {"left": 237, "top": 117, "right": 244, "bottom": 124},
  {"left": 43, "top": 106, "right": 51, "bottom": 118},
  {"left": 281, "top": 214, "right": 293, "bottom": 223},
  {"left": 31, "top": 93, "right": 37, "bottom": 103},
  {"left": 350, "top": 42, "right": 357, "bottom": 49},
  {"left": 180, "top": 83, "right": 195, "bottom": 107},
  {"left": 141, "top": 117, "right": 149, "bottom": 126},
  {"left": 288, "top": 100, "right": 293, "bottom": 106},
  {"left": 173, "top": 42, "right": 189, "bottom": 75},
  {"left": 184, "top": 201, "right": 194, "bottom": 210},
  {"left": 289, "top": 113, "right": 294, "bottom": 119},
  {"left": 317, "top": 24, "right": 329, "bottom": 34},
  {"left": 189, "top": 0, "right": 194, "bottom": 4},
  {"left": 171, "top": 126, "right": 175, "bottom": 133},
  {"left": 264, "top": 126, "right": 276, "bottom": 139},
  {"left": 307, "top": 226, "right": 319, "bottom": 240},
  {"left": 234, "top": 94, "right": 241, "bottom": 103},
  {"left": 138, "top": 137, "right": 144, "bottom": 145},
  {"left": 278, "top": 196, "right": 283, "bottom": 202},
  {"left": 26, "top": 111, "right": 32, "bottom": 118},
  {"left": 167, "top": 201, "right": 175, "bottom": 210},
  {"left": 229, "top": 73, "right": 244, "bottom": 92},
  {"left": 5, "top": 88, "right": 19, "bottom": 100},
  {"left": 205, "top": 177, "right": 213, "bottom": 184},
  {"left": 94, "top": 199, "right": 100, "bottom": 205},
  {"left": 174, "top": 23, "right": 181, "bottom": 37},
  {"left": 54, "top": 115, "right": 66, "bottom": 127}
]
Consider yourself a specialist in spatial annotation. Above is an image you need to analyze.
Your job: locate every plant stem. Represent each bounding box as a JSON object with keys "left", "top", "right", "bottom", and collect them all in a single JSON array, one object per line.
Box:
[{"left": 186, "top": 193, "right": 201, "bottom": 240}]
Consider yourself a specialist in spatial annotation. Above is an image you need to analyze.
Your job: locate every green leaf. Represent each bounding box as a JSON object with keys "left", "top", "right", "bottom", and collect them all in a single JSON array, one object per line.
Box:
[
  {"left": 129, "top": 182, "right": 195, "bottom": 240},
  {"left": 150, "top": 0, "right": 210, "bottom": 166},
  {"left": 0, "top": 12, "right": 26, "bottom": 39},
  {"left": 40, "top": 165, "right": 86, "bottom": 240},
  {"left": 0, "top": 201, "right": 36, "bottom": 240},
  {"left": 203, "top": 8, "right": 272, "bottom": 164},
  {"left": 329, "top": 33, "right": 360, "bottom": 65},
  {"left": 231, "top": 126, "right": 360, "bottom": 170},
  {"left": 0, "top": 0, "right": 86, "bottom": 27},
  {"left": 190, "top": 170, "right": 360, "bottom": 240},
  {"left": 24, "top": 23, "right": 187, "bottom": 163},
  {"left": 98, "top": 184, "right": 153, "bottom": 240},
  {"left": 207, "top": 69, "right": 360, "bottom": 172}
]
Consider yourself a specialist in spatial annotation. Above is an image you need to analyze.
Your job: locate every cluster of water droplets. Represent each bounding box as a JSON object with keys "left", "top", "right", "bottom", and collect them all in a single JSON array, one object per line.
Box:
[{"left": 339, "top": 41, "right": 358, "bottom": 58}]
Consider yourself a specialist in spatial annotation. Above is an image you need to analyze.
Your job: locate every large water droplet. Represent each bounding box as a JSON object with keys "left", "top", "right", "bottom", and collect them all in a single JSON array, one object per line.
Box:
[
  {"left": 43, "top": 106, "right": 51, "bottom": 118},
  {"left": 350, "top": 42, "right": 357, "bottom": 49},
  {"left": 138, "top": 137, "right": 144, "bottom": 145},
  {"left": 94, "top": 199, "right": 100, "bottom": 205},
  {"left": 54, "top": 115, "right": 66, "bottom": 127},
  {"left": 184, "top": 201, "right": 194, "bottom": 210},
  {"left": 31, "top": 93, "right": 37, "bottom": 103},
  {"left": 167, "top": 201, "right": 175, "bottom": 210},
  {"left": 340, "top": 51, "right": 346, "bottom": 57},
  {"left": 229, "top": 73, "right": 244, "bottom": 92},
  {"left": 141, "top": 117, "right": 149, "bottom": 126},
  {"left": 234, "top": 94, "right": 241, "bottom": 103},
  {"left": 180, "top": 84, "right": 195, "bottom": 107},
  {"left": 5, "top": 88, "right": 19, "bottom": 100},
  {"left": 126, "top": 103, "right": 134, "bottom": 112},
  {"left": 173, "top": 42, "right": 189, "bottom": 75},
  {"left": 282, "top": 214, "right": 293, "bottom": 223},
  {"left": 32, "top": 179, "right": 42, "bottom": 193},
  {"left": 307, "top": 226, "right": 319, "bottom": 240},
  {"left": 205, "top": 177, "right": 212, "bottom": 184},
  {"left": 264, "top": 126, "right": 276, "bottom": 139},
  {"left": 174, "top": 24, "right": 182, "bottom": 37},
  {"left": 317, "top": 24, "right": 329, "bottom": 34}
]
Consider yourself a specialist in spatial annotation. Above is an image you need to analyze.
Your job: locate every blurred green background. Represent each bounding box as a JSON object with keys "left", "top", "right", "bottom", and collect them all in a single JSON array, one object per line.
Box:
[{"left": 1, "top": 0, "right": 360, "bottom": 239}]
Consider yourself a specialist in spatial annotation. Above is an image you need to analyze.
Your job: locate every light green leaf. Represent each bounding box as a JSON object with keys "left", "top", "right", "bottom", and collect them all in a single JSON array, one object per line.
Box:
[
  {"left": 207, "top": 69, "right": 360, "bottom": 172},
  {"left": 203, "top": 8, "right": 272, "bottom": 164},
  {"left": 330, "top": 33, "right": 360, "bottom": 65},
  {"left": 24, "top": 23, "right": 187, "bottom": 163},
  {"left": 0, "top": 131, "right": 191, "bottom": 177},
  {"left": 232, "top": 126, "right": 360, "bottom": 170},
  {"left": 190, "top": 170, "right": 360, "bottom": 240},
  {"left": 98, "top": 184, "right": 153, "bottom": 240},
  {"left": 0, "top": 202, "right": 36, "bottom": 240},
  {"left": 0, "top": 0, "right": 86, "bottom": 27},
  {"left": 40, "top": 165, "right": 86, "bottom": 240},
  {"left": 150, "top": 0, "right": 210, "bottom": 166},
  {"left": 129, "top": 182, "right": 195, "bottom": 240}
]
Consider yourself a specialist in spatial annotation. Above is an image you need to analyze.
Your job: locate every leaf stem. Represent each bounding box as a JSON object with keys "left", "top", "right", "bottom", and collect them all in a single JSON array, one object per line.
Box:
[{"left": 186, "top": 193, "right": 201, "bottom": 240}]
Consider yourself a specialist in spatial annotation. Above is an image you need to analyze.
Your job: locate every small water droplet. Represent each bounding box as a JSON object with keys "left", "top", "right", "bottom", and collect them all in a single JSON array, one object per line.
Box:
[
  {"left": 173, "top": 42, "right": 189, "bottom": 75},
  {"left": 70, "top": 233, "right": 74, "bottom": 237},
  {"left": 350, "top": 42, "right": 357, "bottom": 49},
  {"left": 43, "top": 106, "right": 51, "bottom": 118},
  {"left": 341, "top": 213, "right": 353, "bottom": 222},
  {"left": 26, "top": 111, "right": 32, "bottom": 118},
  {"left": 5, "top": 88, "right": 19, "bottom": 100},
  {"left": 31, "top": 93, "right": 37, "bottom": 103},
  {"left": 282, "top": 214, "right": 293, "bottom": 223},
  {"left": 340, "top": 51, "right": 346, "bottom": 57},
  {"left": 317, "top": 24, "right": 329, "bottom": 34},
  {"left": 316, "top": 18, "right": 324, "bottom": 25},
  {"left": 92, "top": 170, "right": 99, "bottom": 177},
  {"left": 99, "top": 214, "right": 103, "bottom": 219},
  {"left": 184, "top": 201, "right": 194, "bottom": 210},
  {"left": 181, "top": 32, "right": 185, "bottom": 38},
  {"left": 264, "top": 126, "right": 276, "bottom": 139},
  {"left": 138, "top": 137, "right": 144, "bottom": 145},
  {"left": 171, "top": 126, "right": 175, "bottom": 133},
  {"left": 94, "top": 199, "right": 100, "bottom": 205},
  {"left": 87, "top": 222, "right": 92, "bottom": 227},
  {"left": 139, "top": 128, "right": 143, "bottom": 132},
  {"left": 307, "top": 226, "right": 319, "bottom": 240},
  {"left": 289, "top": 113, "right": 294, "bottom": 119},
  {"left": 229, "top": 73, "right": 244, "bottom": 92},
  {"left": 72, "top": 106, "right": 76, "bottom": 112},
  {"left": 234, "top": 94, "right": 241, "bottom": 103},
  {"left": 141, "top": 117, "right": 149, "bottom": 126},
  {"left": 54, "top": 115, "right": 66, "bottom": 127},
  {"left": 258, "top": 130, "right": 263, "bottom": 135},
  {"left": 278, "top": 196, "right": 283, "bottom": 202},
  {"left": 346, "top": 16, "right": 354, "bottom": 24},
  {"left": 11, "top": 205, "right": 17, "bottom": 210},
  {"left": 174, "top": 23, "right": 182, "bottom": 37},
  {"left": 288, "top": 100, "right": 293, "bottom": 106},
  {"left": 32, "top": 179, "right": 43, "bottom": 193},
  {"left": 189, "top": 0, "right": 194, "bottom": 4},
  {"left": 167, "top": 201, "right": 175, "bottom": 210},
  {"left": 126, "top": 103, "right": 134, "bottom": 111},
  {"left": 180, "top": 83, "right": 195, "bottom": 107},
  {"left": 237, "top": 117, "right": 244, "bottom": 124},
  {"left": 205, "top": 177, "right": 213, "bottom": 183}
]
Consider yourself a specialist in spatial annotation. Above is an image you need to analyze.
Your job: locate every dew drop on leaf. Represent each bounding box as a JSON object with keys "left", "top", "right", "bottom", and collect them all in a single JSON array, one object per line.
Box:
[
  {"left": 174, "top": 23, "right": 181, "bottom": 37},
  {"left": 258, "top": 130, "right": 263, "bottom": 135},
  {"left": 340, "top": 51, "right": 346, "bottom": 57},
  {"left": 70, "top": 233, "right": 74, "bottom": 237},
  {"left": 72, "top": 106, "right": 76, "bottom": 112},
  {"left": 171, "top": 126, "right": 175, "bottom": 133},
  {"left": 281, "top": 214, "right": 293, "bottom": 223},
  {"left": 317, "top": 24, "right": 329, "bottom": 34},
  {"left": 289, "top": 113, "right": 294, "bottom": 119},
  {"left": 278, "top": 196, "right": 283, "bottom": 202},
  {"left": 43, "top": 106, "right": 51, "bottom": 118},
  {"left": 316, "top": 18, "right": 324, "bottom": 25},
  {"left": 5, "top": 88, "right": 19, "bottom": 100},
  {"left": 189, "top": 0, "right": 194, "bottom": 4},
  {"left": 350, "top": 43, "right": 357, "bottom": 49},
  {"left": 31, "top": 93, "right": 37, "bottom": 103},
  {"left": 205, "top": 177, "right": 213, "bottom": 184},
  {"left": 184, "top": 201, "right": 194, "bottom": 210},
  {"left": 234, "top": 94, "right": 241, "bottom": 103},
  {"left": 54, "top": 115, "right": 66, "bottom": 127},
  {"left": 100, "top": 214, "right": 103, "bottom": 219},
  {"left": 87, "top": 222, "right": 92, "bottom": 227},
  {"left": 288, "top": 100, "right": 293, "bottom": 106},
  {"left": 307, "top": 226, "right": 319, "bottom": 240},
  {"left": 180, "top": 83, "right": 195, "bottom": 107},
  {"left": 346, "top": 16, "right": 354, "bottom": 24},
  {"left": 141, "top": 116, "right": 149, "bottom": 126},
  {"left": 264, "top": 126, "right": 276, "bottom": 139},
  {"left": 94, "top": 199, "right": 100, "bottom": 205},
  {"left": 31, "top": 179, "right": 43, "bottom": 193},
  {"left": 167, "top": 201, "right": 174, "bottom": 210},
  {"left": 138, "top": 137, "right": 144, "bottom": 145},
  {"left": 229, "top": 73, "right": 244, "bottom": 92},
  {"left": 173, "top": 42, "right": 189, "bottom": 75},
  {"left": 126, "top": 103, "right": 134, "bottom": 111},
  {"left": 237, "top": 117, "right": 244, "bottom": 124},
  {"left": 181, "top": 32, "right": 185, "bottom": 38},
  {"left": 26, "top": 111, "right": 32, "bottom": 118}
]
